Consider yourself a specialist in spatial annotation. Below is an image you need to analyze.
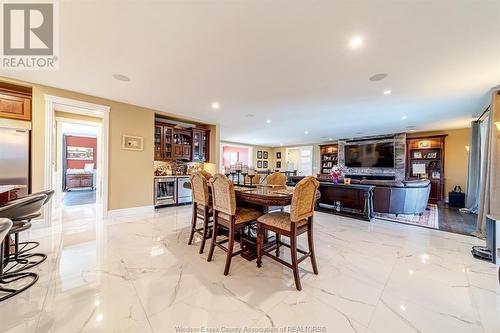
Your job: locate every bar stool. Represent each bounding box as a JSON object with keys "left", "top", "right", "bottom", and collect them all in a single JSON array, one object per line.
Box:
[
  {"left": 256, "top": 176, "right": 320, "bottom": 290},
  {"left": 0, "top": 194, "right": 48, "bottom": 274},
  {"left": 207, "top": 174, "right": 262, "bottom": 275},
  {"left": 188, "top": 172, "right": 213, "bottom": 254},
  {"left": 0, "top": 218, "right": 38, "bottom": 302}
]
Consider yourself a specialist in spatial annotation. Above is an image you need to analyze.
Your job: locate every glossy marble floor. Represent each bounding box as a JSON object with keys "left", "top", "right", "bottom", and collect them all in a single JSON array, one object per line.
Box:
[{"left": 1, "top": 204, "right": 499, "bottom": 333}]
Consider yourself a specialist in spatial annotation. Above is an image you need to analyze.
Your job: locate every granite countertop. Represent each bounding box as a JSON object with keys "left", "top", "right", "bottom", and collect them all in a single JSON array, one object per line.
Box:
[{"left": 153, "top": 175, "right": 190, "bottom": 178}]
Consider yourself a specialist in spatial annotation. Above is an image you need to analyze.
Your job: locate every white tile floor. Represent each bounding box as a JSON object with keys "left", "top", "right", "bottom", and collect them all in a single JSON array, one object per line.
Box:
[{"left": 1, "top": 204, "right": 499, "bottom": 333}]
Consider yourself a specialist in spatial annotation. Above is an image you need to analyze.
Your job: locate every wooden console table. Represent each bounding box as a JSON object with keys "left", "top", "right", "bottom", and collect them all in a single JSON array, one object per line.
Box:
[{"left": 316, "top": 182, "right": 375, "bottom": 221}]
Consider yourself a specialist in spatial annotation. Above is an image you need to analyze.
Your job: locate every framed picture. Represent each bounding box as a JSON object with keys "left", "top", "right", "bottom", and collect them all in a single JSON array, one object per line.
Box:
[
  {"left": 413, "top": 151, "right": 422, "bottom": 159},
  {"left": 276, "top": 152, "right": 281, "bottom": 159},
  {"left": 432, "top": 171, "right": 441, "bottom": 179},
  {"left": 263, "top": 161, "right": 268, "bottom": 168},
  {"left": 418, "top": 140, "right": 431, "bottom": 148},
  {"left": 263, "top": 151, "right": 268, "bottom": 159},
  {"left": 427, "top": 152, "right": 437, "bottom": 159},
  {"left": 122, "top": 135, "right": 144, "bottom": 151},
  {"left": 257, "top": 151, "right": 263, "bottom": 159},
  {"left": 67, "top": 147, "right": 93, "bottom": 160},
  {"left": 276, "top": 161, "right": 281, "bottom": 168},
  {"left": 257, "top": 160, "right": 263, "bottom": 168}
]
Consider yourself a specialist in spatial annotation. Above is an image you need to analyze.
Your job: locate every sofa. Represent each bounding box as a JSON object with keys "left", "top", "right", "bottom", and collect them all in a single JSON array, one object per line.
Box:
[{"left": 359, "top": 179, "right": 431, "bottom": 215}]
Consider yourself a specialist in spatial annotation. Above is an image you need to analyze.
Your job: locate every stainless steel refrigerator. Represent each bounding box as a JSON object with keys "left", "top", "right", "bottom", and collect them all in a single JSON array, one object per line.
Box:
[{"left": 0, "top": 127, "right": 30, "bottom": 197}]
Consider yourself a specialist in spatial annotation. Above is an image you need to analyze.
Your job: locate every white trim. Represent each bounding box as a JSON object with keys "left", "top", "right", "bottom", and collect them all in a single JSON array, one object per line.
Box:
[
  {"left": 107, "top": 205, "right": 155, "bottom": 218},
  {"left": 44, "top": 95, "right": 110, "bottom": 223}
]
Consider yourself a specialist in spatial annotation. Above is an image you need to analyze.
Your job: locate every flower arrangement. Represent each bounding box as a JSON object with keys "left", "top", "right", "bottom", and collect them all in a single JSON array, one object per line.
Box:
[{"left": 330, "top": 165, "right": 347, "bottom": 184}]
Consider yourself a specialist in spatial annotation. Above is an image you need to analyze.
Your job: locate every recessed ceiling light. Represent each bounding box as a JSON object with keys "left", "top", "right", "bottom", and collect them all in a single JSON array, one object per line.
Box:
[
  {"left": 112, "top": 74, "right": 130, "bottom": 82},
  {"left": 280, "top": 143, "right": 283, "bottom": 147},
  {"left": 383, "top": 90, "right": 392, "bottom": 95},
  {"left": 328, "top": 138, "right": 333, "bottom": 141},
  {"left": 266, "top": 119, "right": 271, "bottom": 124},
  {"left": 253, "top": 138, "right": 257, "bottom": 142},
  {"left": 349, "top": 35, "right": 364, "bottom": 49},
  {"left": 246, "top": 114, "right": 255, "bottom": 118},
  {"left": 304, "top": 130, "right": 309, "bottom": 135},
  {"left": 401, "top": 115, "right": 407, "bottom": 120},
  {"left": 369, "top": 73, "right": 388, "bottom": 82},
  {"left": 211, "top": 102, "right": 220, "bottom": 109},
  {"left": 409, "top": 129, "right": 415, "bottom": 132}
]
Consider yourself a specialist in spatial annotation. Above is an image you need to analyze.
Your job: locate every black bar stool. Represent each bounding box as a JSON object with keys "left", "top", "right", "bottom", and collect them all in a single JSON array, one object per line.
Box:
[
  {"left": 0, "top": 193, "right": 48, "bottom": 274},
  {"left": 0, "top": 218, "right": 38, "bottom": 302}
]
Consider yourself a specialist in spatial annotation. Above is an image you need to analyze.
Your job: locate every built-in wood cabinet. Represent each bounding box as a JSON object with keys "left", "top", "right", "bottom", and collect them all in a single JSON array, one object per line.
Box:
[
  {"left": 319, "top": 144, "right": 338, "bottom": 176},
  {"left": 0, "top": 88, "right": 32, "bottom": 121},
  {"left": 155, "top": 122, "right": 175, "bottom": 161},
  {"left": 154, "top": 121, "right": 209, "bottom": 162},
  {"left": 406, "top": 135, "right": 446, "bottom": 203},
  {"left": 192, "top": 129, "right": 210, "bottom": 162}
]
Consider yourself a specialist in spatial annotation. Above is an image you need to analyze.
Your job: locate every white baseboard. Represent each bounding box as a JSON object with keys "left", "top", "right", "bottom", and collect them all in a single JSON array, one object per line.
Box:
[{"left": 107, "top": 205, "right": 155, "bottom": 218}]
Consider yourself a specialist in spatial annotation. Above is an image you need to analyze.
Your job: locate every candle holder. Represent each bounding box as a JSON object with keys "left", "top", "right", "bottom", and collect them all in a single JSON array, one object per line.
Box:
[{"left": 247, "top": 175, "right": 255, "bottom": 186}]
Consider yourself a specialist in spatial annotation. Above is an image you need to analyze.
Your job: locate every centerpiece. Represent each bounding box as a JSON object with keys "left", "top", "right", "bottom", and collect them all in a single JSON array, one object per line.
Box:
[{"left": 330, "top": 165, "right": 347, "bottom": 184}]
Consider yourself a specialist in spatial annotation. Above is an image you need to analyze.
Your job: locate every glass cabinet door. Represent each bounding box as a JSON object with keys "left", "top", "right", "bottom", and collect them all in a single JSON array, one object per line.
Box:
[
  {"left": 193, "top": 131, "right": 201, "bottom": 161},
  {"left": 154, "top": 125, "right": 163, "bottom": 160},
  {"left": 200, "top": 131, "right": 208, "bottom": 162},
  {"left": 164, "top": 127, "right": 173, "bottom": 159}
]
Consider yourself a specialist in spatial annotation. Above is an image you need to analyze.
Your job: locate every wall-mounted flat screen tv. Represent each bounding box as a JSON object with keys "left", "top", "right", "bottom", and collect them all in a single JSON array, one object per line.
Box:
[{"left": 344, "top": 142, "right": 395, "bottom": 168}]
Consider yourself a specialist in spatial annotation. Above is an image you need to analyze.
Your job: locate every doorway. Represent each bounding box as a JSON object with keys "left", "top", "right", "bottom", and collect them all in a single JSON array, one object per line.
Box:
[
  {"left": 44, "top": 95, "right": 110, "bottom": 223},
  {"left": 286, "top": 146, "right": 313, "bottom": 176},
  {"left": 56, "top": 119, "right": 101, "bottom": 207}
]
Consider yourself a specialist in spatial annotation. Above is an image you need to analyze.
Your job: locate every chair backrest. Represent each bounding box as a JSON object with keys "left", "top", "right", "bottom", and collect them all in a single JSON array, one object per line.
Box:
[
  {"left": 0, "top": 193, "right": 47, "bottom": 220},
  {"left": 190, "top": 172, "right": 210, "bottom": 206},
  {"left": 209, "top": 174, "right": 236, "bottom": 216},
  {"left": 0, "top": 218, "right": 13, "bottom": 240},
  {"left": 33, "top": 189, "right": 55, "bottom": 205},
  {"left": 290, "top": 176, "right": 319, "bottom": 222},
  {"left": 266, "top": 172, "right": 287, "bottom": 186},
  {"left": 198, "top": 169, "right": 212, "bottom": 180},
  {"left": 244, "top": 173, "right": 261, "bottom": 185}
]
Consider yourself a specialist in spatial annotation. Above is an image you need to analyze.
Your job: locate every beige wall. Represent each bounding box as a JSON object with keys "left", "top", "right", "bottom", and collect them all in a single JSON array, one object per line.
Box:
[
  {"left": 408, "top": 128, "right": 470, "bottom": 200},
  {"left": 1, "top": 76, "right": 219, "bottom": 211}
]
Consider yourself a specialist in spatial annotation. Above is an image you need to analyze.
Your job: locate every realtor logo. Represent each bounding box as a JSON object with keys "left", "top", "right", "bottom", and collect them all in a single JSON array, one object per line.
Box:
[{"left": 1, "top": 1, "right": 58, "bottom": 69}]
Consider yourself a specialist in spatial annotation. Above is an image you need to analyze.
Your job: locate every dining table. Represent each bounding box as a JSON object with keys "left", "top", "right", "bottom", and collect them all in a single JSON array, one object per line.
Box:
[{"left": 183, "top": 182, "right": 317, "bottom": 260}]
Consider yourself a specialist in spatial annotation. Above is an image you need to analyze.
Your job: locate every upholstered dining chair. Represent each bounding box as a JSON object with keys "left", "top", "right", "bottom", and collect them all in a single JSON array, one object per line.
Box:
[
  {"left": 265, "top": 172, "right": 287, "bottom": 186},
  {"left": 188, "top": 172, "right": 213, "bottom": 253},
  {"left": 198, "top": 169, "right": 213, "bottom": 180},
  {"left": 207, "top": 174, "right": 262, "bottom": 275},
  {"left": 244, "top": 173, "right": 261, "bottom": 186},
  {"left": 256, "top": 176, "right": 320, "bottom": 290}
]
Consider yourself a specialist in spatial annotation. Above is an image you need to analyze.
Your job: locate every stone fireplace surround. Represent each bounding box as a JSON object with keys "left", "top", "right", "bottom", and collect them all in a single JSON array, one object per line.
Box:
[{"left": 337, "top": 133, "right": 406, "bottom": 181}]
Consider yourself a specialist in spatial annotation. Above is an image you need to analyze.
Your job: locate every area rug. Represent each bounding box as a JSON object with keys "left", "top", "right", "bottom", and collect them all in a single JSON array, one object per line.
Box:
[{"left": 373, "top": 204, "right": 439, "bottom": 229}]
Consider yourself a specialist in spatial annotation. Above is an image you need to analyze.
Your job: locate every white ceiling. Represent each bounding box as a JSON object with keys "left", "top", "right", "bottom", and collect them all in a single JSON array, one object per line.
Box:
[{"left": 2, "top": 1, "right": 500, "bottom": 146}]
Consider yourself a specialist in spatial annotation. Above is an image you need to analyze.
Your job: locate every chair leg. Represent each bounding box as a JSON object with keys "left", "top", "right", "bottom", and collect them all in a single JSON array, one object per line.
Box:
[
  {"left": 290, "top": 227, "right": 302, "bottom": 291},
  {"left": 256, "top": 223, "right": 264, "bottom": 268},
  {"left": 188, "top": 203, "right": 197, "bottom": 245},
  {"left": 275, "top": 233, "right": 281, "bottom": 257},
  {"left": 223, "top": 221, "right": 235, "bottom": 276},
  {"left": 307, "top": 218, "right": 318, "bottom": 275},
  {"left": 207, "top": 212, "right": 218, "bottom": 262},
  {"left": 199, "top": 207, "right": 209, "bottom": 254}
]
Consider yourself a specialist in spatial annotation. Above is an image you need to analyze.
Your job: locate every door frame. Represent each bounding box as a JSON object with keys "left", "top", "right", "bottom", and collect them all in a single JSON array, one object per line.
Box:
[
  {"left": 44, "top": 95, "right": 110, "bottom": 222},
  {"left": 55, "top": 117, "right": 102, "bottom": 209}
]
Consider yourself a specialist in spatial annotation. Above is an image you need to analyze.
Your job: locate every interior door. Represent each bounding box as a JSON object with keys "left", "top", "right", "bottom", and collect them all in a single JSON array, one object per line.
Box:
[{"left": 298, "top": 146, "right": 313, "bottom": 176}]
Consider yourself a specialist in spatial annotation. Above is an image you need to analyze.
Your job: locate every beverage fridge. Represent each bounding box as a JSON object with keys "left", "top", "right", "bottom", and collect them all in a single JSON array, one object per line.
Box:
[{"left": 0, "top": 127, "right": 30, "bottom": 197}]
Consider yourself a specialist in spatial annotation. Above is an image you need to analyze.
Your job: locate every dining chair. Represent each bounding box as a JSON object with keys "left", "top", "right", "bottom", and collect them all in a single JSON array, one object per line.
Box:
[
  {"left": 266, "top": 172, "right": 287, "bottom": 186},
  {"left": 207, "top": 174, "right": 262, "bottom": 275},
  {"left": 188, "top": 172, "right": 213, "bottom": 254},
  {"left": 244, "top": 173, "right": 261, "bottom": 186},
  {"left": 256, "top": 176, "right": 320, "bottom": 290},
  {"left": 198, "top": 169, "right": 213, "bottom": 180}
]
